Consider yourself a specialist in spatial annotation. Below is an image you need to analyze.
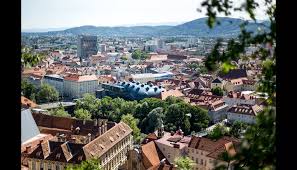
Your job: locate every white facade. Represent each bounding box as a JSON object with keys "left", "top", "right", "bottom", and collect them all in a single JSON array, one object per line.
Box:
[
  {"left": 43, "top": 75, "right": 64, "bottom": 96},
  {"left": 227, "top": 112, "right": 256, "bottom": 124},
  {"left": 64, "top": 79, "right": 98, "bottom": 99}
]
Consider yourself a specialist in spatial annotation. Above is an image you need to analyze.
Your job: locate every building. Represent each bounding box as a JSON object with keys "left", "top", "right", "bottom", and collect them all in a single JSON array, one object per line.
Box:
[
  {"left": 89, "top": 54, "right": 107, "bottom": 66},
  {"left": 123, "top": 141, "right": 176, "bottom": 170},
  {"left": 187, "top": 136, "right": 239, "bottom": 170},
  {"left": 26, "top": 122, "right": 133, "bottom": 170},
  {"left": 100, "top": 44, "right": 107, "bottom": 53},
  {"left": 154, "top": 130, "right": 191, "bottom": 164},
  {"left": 43, "top": 74, "right": 64, "bottom": 96},
  {"left": 211, "top": 77, "right": 224, "bottom": 89},
  {"left": 63, "top": 74, "right": 98, "bottom": 99},
  {"left": 101, "top": 81, "right": 164, "bottom": 100},
  {"left": 208, "top": 100, "right": 229, "bottom": 123},
  {"left": 37, "top": 102, "right": 76, "bottom": 115},
  {"left": 227, "top": 104, "right": 262, "bottom": 124},
  {"left": 77, "top": 35, "right": 98, "bottom": 59},
  {"left": 128, "top": 72, "right": 174, "bottom": 83},
  {"left": 223, "top": 91, "right": 256, "bottom": 106}
]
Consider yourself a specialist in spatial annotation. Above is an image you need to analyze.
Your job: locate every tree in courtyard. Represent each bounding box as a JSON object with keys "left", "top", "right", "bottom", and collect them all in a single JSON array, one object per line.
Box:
[
  {"left": 199, "top": 0, "right": 276, "bottom": 169},
  {"left": 208, "top": 124, "right": 228, "bottom": 140},
  {"left": 121, "top": 114, "right": 141, "bottom": 140},
  {"left": 36, "top": 83, "right": 59, "bottom": 104},
  {"left": 65, "top": 159, "right": 102, "bottom": 170},
  {"left": 174, "top": 156, "right": 195, "bottom": 170},
  {"left": 74, "top": 109, "right": 92, "bottom": 120},
  {"left": 229, "top": 121, "right": 248, "bottom": 138},
  {"left": 211, "top": 87, "right": 224, "bottom": 96}
]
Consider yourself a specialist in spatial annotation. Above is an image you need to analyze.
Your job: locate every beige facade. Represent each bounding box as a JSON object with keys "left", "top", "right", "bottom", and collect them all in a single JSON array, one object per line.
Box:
[
  {"left": 27, "top": 122, "right": 133, "bottom": 170},
  {"left": 211, "top": 82, "right": 224, "bottom": 90},
  {"left": 63, "top": 75, "right": 98, "bottom": 99},
  {"left": 188, "top": 148, "right": 228, "bottom": 170},
  {"left": 99, "top": 135, "right": 133, "bottom": 170}
]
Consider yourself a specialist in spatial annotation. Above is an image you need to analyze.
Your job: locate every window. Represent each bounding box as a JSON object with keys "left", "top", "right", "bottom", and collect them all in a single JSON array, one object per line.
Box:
[
  {"left": 192, "top": 149, "right": 194, "bottom": 153},
  {"left": 163, "top": 148, "right": 165, "bottom": 152},
  {"left": 56, "top": 164, "right": 60, "bottom": 170},
  {"left": 201, "top": 151, "right": 203, "bottom": 155},
  {"left": 192, "top": 157, "right": 194, "bottom": 160},
  {"left": 200, "top": 159, "right": 203, "bottom": 165},
  {"left": 168, "top": 154, "right": 170, "bottom": 158},
  {"left": 196, "top": 158, "right": 198, "bottom": 163}
]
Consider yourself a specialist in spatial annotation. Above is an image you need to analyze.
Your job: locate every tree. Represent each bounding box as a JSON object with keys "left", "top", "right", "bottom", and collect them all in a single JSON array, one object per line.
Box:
[
  {"left": 75, "top": 93, "right": 100, "bottom": 118},
  {"left": 121, "top": 114, "right": 141, "bottom": 140},
  {"left": 131, "top": 49, "right": 148, "bottom": 60},
  {"left": 141, "top": 107, "right": 165, "bottom": 133},
  {"left": 50, "top": 106, "right": 70, "bottom": 117},
  {"left": 174, "top": 156, "right": 195, "bottom": 170},
  {"left": 189, "top": 106, "right": 209, "bottom": 132},
  {"left": 36, "top": 83, "right": 59, "bottom": 104},
  {"left": 66, "top": 159, "right": 102, "bottom": 170},
  {"left": 21, "top": 47, "right": 43, "bottom": 69},
  {"left": 199, "top": 0, "right": 276, "bottom": 169},
  {"left": 229, "top": 121, "right": 248, "bottom": 138},
  {"left": 21, "top": 79, "right": 37, "bottom": 99},
  {"left": 208, "top": 124, "right": 227, "bottom": 140},
  {"left": 211, "top": 87, "right": 224, "bottom": 96},
  {"left": 74, "top": 109, "right": 92, "bottom": 120}
]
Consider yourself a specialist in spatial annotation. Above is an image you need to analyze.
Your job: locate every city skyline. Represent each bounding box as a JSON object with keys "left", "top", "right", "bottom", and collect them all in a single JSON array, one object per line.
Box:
[{"left": 22, "top": 0, "right": 269, "bottom": 30}]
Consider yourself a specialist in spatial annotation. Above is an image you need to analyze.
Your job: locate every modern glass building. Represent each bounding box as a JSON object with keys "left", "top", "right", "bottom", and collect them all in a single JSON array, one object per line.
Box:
[{"left": 100, "top": 81, "right": 164, "bottom": 100}]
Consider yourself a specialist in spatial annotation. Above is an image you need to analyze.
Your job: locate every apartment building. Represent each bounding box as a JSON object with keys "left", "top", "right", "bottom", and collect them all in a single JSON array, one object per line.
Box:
[
  {"left": 63, "top": 74, "right": 98, "bottom": 99},
  {"left": 27, "top": 122, "right": 133, "bottom": 170}
]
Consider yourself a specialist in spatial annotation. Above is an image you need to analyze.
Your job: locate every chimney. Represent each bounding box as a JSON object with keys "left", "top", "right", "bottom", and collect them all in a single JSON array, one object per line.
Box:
[
  {"left": 87, "top": 133, "right": 92, "bottom": 143},
  {"left": 98, "top": 127, "right": 102, "bottom": 136},
  {"left": 94, "top": 119, "right": 98, "bottom": 126},
  {"left": 101, "top": 125, "right": 105, "bottom": 134}
]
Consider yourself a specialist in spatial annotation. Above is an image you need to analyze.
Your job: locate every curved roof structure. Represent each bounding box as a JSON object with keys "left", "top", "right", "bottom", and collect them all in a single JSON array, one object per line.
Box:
[{"left": 116, "top": 81, "right": 164, "bottom": 100}]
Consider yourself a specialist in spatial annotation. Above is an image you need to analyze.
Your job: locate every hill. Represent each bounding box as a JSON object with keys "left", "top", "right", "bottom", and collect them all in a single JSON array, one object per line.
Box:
[{"left": 22, "top": 17, "right": 270, "bottom": 37}]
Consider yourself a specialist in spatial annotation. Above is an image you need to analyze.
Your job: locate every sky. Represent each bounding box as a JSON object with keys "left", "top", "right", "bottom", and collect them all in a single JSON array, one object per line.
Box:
[{"left": 22, "top": 0, "right": 269, "bottom": 30}]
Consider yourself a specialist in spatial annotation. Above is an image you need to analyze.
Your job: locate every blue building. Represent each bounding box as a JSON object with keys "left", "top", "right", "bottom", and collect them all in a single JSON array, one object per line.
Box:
[{"left": 99, "top": 81, "right": 164, "bottom": 100}]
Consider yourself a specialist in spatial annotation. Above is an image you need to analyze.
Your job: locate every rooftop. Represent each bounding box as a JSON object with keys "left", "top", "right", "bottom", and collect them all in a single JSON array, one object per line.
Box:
[{"left": 155, "top": 132, "right": 191, "bottom": 150}]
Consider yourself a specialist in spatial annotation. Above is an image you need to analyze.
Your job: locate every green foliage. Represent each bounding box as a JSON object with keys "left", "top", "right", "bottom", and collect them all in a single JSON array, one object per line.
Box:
[
  {"left": 174, "top": 156, "right": 195, "bottom": 170},
  {"left": 229, "top": 121, "right": 248, "bottom": 138},
  {"left": 200, "top": 0, "right": 276, "bottom": 169},
  {"left": 165, "top": 102, "right": 209, "bottom": 135},
  {"left": 75, "top": 93, "right": 100, "bottom": 118},
  {"left": 208, "top": 124, "right": 228, "bottom": 140},
  {"left": 131, "top": 49, "right": 148, "bottom": 60},
  {"left": 50, "top": 106, "right": 70, "bottom": 117},
  {"left": 74, "top": 109, "right": 92, "bottom": 120},
  {"left": 65, "top": 159, "right": 102, "bottom": 170},
  {"left": 36, "top": 83, "right": 59, "bottom": 104},
  {"left": 141, "top": 107, "right": 165, "bottom": 133},
  {"left": 21, "top": 47, "right": 43, "bottom": 68},
  {"left": 121, "top": 114, "right": 141, "bottom": 140},
  {"left": 211, "top": 87, "right": 224, "bottom": 96},
  {"left": 21, "top": 79, "right": 37, "bottom": 99}
]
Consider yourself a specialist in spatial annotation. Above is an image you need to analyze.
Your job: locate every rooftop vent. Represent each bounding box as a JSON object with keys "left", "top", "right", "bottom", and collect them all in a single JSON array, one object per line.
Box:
[
  {"left": 146, "top": 87, "right": 150, "bottom": 91},
  {"left": 141, "top": 84, "right": 144, "bottom": 87}
]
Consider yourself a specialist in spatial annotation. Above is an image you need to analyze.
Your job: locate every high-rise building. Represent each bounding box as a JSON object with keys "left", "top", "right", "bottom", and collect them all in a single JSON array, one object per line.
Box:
[{"left": 77, "top": 35, "right": 98, "bottom": 59}]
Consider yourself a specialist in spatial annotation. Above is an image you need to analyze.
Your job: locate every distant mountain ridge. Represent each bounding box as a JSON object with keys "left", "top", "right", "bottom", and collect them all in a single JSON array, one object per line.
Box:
[{"left": 22, "top": 17, "right": 270, "bottom": 37}]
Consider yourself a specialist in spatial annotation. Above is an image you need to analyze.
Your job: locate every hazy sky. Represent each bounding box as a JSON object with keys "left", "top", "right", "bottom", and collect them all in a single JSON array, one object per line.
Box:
[{"left": 22, "top": 0, "right": 269, "bottom": 29}]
